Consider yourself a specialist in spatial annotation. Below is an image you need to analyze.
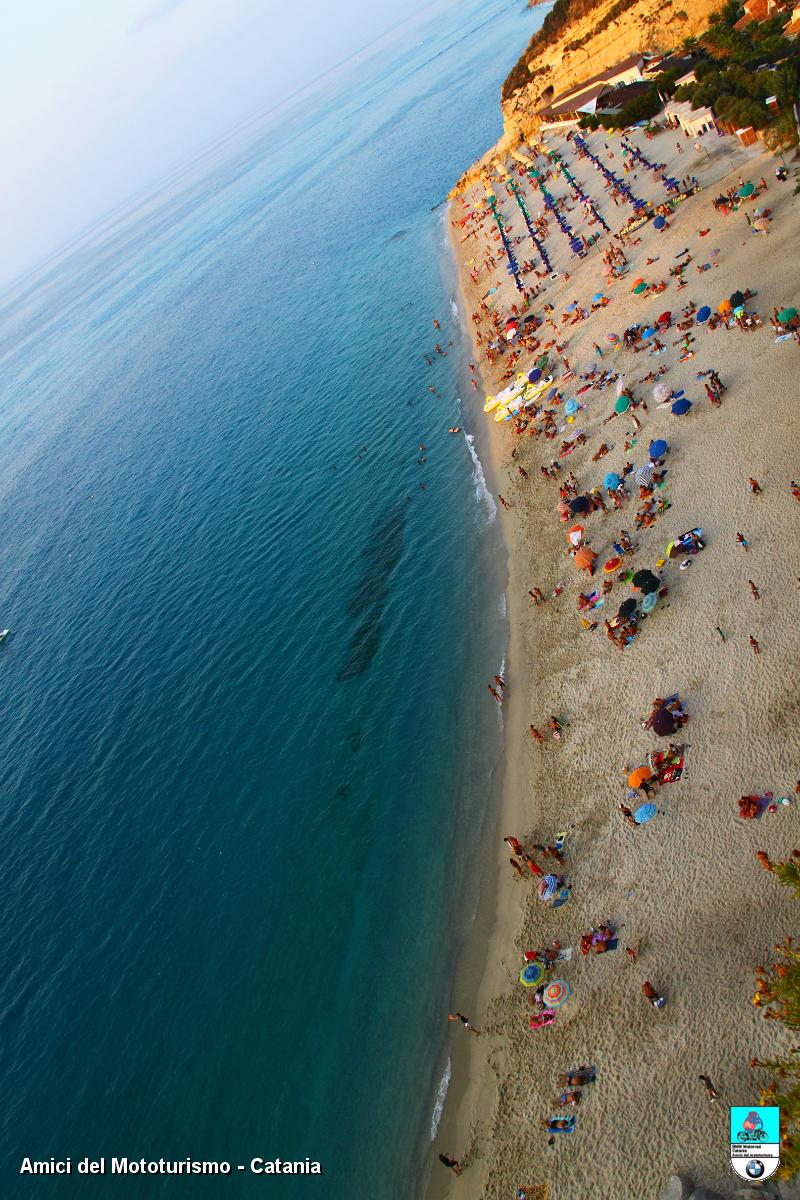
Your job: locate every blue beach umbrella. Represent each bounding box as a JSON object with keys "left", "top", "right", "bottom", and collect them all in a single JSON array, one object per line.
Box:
[
  {"left": 592, "top": 292, "right": 604, "bottom": 304},
  {"left": 565, "top": 301, "right": 578, "bottom": 313},
  {"left": 641, "top": 591, "right": 659, "bottom": 614},
  {"left": 528, "top": 368, "right": 542, "bottom": 384},
  {"left": 634, "top": 803, "right": 658, "bottom": 824},
  {"left": 642, "top": 326, "right": 656, "bottom": 340},
  {"left": 649, "top": 439, "right": 668, "bottom": 460},
  {"left": 653, "top": 214, "right": 666, "bottom": 230},
  {"left": 671, "top": 398, "right": 692, "bottom": 416},
  {"left": 545, "top": 386, "right": 559, "bottom": 402},
  {"left": 519, "top": 961, "right": 545, "bottom": 987},
  {"left": 604, "top": 471, "right": 621, "bottom": 490},
  {"left": 696, "top": 305, "right": 711, "bottom": 324},
  {"left": 565, "top": 398, "right": 580, "bottom": 416}
]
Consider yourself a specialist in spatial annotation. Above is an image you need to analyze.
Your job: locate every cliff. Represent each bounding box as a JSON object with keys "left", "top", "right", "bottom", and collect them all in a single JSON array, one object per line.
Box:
[{"left": 450, "top": 0, "right": 721, "bottom": 194}]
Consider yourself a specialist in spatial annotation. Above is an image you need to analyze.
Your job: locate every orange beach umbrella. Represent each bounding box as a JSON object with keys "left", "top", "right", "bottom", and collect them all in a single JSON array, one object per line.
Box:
[
  {"left": 574, "top": 545, "right": 595, "bottom": 570},
  {"left": 628, "top": 766, "right": 652, "bottom": 788}
]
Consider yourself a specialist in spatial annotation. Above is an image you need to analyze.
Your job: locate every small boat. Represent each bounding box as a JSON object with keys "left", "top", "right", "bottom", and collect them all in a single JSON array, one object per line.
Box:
[{"left": 0, "top": 629, "right": 9, "bottom": 644}]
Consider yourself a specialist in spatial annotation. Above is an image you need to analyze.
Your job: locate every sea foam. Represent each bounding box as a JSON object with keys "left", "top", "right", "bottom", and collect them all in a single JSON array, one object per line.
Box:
[{"left": 430, "top": 1057, "right": 451, "bottom": 1140}]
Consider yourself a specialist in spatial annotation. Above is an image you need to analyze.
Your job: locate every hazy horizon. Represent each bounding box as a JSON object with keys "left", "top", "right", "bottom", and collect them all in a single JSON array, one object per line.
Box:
[{"left": 1, "top": 0, "right": 461, "bottom": 285}]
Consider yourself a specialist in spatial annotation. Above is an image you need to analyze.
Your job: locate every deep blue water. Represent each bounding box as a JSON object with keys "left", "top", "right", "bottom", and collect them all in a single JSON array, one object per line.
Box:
[{"left": 0, "top": 2, "right": 543, "bottom": 1195}]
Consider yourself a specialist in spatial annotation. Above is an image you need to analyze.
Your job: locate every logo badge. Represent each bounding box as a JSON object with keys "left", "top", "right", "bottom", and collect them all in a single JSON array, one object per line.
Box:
[{"left": 730, "top": 1106, "right": 780, "bottom": 1180}]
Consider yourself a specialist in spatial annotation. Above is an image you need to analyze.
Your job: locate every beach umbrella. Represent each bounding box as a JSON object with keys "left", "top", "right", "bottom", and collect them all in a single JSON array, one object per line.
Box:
[
  {"left": 753, "top": 217, "right": 770, "bottom": 232},
  {"left": 604, "top": 471, "right": 621, "bottom": 490},
  {"left": 778, "top": 307, "right": 798, "bottom": 324},
  {"left": 632, "top": 569, "right": 659, "bottom": 593},
  {"left": 606, "top": 331, "right": 619, "bottom": 344},
  {"left": 615, "top": 394, "right": 631, "bottom": 414},
  {"left": 653, "top": 214, "right": 666, "bottom": 230},
  {"left": 535, "top": 353, "right": 548, "bottom": 368},
  {"left": 718, "top": 299, "right": 732, "bottom": 314},
  {"left": 696, "top": 305, "right": 711, "bottom": 324},
  {"left": 633, "top": 282, "right": 647, "bottom": 295},
  {"left": 628, "top": 765, "right": 652, "bottom": 788},
  {"left": 634, "top": 803, "right": 658, "bottom": 824},
  {"left": 635, "top": 463, "right": 654, "bottom": 486},
  {"left": 592, "top": 292, "right": 604, "bottom": 304},
  {"left": 734, "top": 305, "right": 745, "bottom": 317},
  {"left": 617, "top": 597, "right": 638, "bottom": 617},
  {"left": 567, "top": 524, "right": 584, "bottom": 546},
  {"left": 649, "top": 439, "right": 668, "bottom": 460},
  {"left": 632, "top": 277, "right": 644, "bottom": 288},
  {"left": 565, "top": 301, "right": 578, "bottom": 313},
  {"left": 537, "top": 875, "right": 558, "bottom": 901},
  {"left": 671, "top": 398, "right": 692, "bottom": 416},
  {"left": 542, "top": 980, "right": 570, "bottom": 1008},
  {"left": 574, "top": 546, "right": 595, "bottom": 570},
  {"left": 604, "top": 555, "right": 622, "bottom": 574},
  {"left": 729, "top": 290, "right": 745, "bottom": 309},
  {"left": 642, "top": 326, "right": 656, "bottom": 340},
  {"left": 528, "top": 368, "right": 542, "bottom": 384},
  {"left": 651, "top": 706, "right": 676, "bottom": 736},
  {"left": 656, "top": 311, "right": 671, "bottom": 327},
  {"left": 519, "top": 962, "right": 545, "bottom": 987},
  {"left": 565, "top": 398, "right": 580, "bottom": 416},
  {"left": 739, "top": 182, "right": 755, "bottom": 198},
  {"left": 569, "top": 495, "right": 590, "bottom": 514},
  {"left": 545, "top": 386, "right": 559, "bottom": 403},
  {"left": 641, "top": 590, "right": 659, "bottom": 614}
]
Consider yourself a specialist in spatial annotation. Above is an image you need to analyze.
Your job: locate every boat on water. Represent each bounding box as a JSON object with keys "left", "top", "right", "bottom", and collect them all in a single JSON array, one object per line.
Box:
[{"left": 0, "top": 629, "right": 9, "bottom": 644}]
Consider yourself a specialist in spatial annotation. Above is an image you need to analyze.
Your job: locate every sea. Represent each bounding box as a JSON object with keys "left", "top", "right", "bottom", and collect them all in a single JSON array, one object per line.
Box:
[{"left": 0, "top": 1, "right": 548, "bottom": 1195}]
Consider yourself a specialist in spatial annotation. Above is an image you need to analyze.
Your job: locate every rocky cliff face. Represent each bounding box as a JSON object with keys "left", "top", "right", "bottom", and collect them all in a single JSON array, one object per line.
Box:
[{"left": 450, "top": 0, "right": 720, "bottom": 193}]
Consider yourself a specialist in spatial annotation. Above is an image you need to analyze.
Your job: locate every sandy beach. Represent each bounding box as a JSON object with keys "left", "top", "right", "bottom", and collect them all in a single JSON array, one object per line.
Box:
[{"left": 432, "top": 126, "right": 800, "bottom": 1200}]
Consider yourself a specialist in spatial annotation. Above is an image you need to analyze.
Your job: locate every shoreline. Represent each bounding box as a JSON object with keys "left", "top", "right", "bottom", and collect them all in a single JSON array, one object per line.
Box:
[{"left": 430, "top": 127, "right": 800, "bottom": 1200}]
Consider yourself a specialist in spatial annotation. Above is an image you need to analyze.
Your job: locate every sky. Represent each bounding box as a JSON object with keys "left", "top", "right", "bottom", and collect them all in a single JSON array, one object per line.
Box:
[{"left": 0, "top": 0, "right": 437, "bottom": 283}]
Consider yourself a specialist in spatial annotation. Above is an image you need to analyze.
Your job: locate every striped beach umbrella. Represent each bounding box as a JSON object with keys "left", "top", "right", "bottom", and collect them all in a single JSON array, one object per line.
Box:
[
  {"left": 635, "top": 463, "right": 654, "bottom": 486},
  {"left": 542, "top": 980, "right": 571, "bottom": 1007},
  {"left": 537, "top": 875, "right": 559, "bottom": 901}
]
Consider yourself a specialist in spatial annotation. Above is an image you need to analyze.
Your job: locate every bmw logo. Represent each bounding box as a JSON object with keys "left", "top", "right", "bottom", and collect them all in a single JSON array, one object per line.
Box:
[{"left": 746, "top": 1160, "right": 765, "bottom": 1179}]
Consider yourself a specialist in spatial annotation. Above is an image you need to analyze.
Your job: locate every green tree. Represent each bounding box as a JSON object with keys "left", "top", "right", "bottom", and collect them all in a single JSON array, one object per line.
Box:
[{"left": 751, "top": 850, "right": 800, "bottom": 1180}]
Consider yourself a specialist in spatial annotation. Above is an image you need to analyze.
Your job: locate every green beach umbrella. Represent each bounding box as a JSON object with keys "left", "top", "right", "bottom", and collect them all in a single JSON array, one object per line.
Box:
[
  {"left": 615, "top": 394, "right": 631, "bottom": 413},
  {"left": 739, "top": 182, "right": 755, "bottom": 199},
  {"left": 778, "top": 307, "right": 798, "bottom": 324},
  {"left": 633, "top": 282, "right": 647, "bottom": 295}
]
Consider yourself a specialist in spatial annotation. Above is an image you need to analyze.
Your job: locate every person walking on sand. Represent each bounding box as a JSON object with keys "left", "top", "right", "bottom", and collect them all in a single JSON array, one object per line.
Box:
[
  {"left": 625, "top": 946, "right": 638, "bottom": 964},
  {"left": 498, "top": 494, "right": 513, "bottom": 510},
  {"left": 618, "top": 804, "right": 637, "bottom": 827},
  {"left": 530, "top": 725, "right": 545, "bottom": 743},
  {"left": 438, "top": 1153, "right": 462, "bottom": 1176},
  {"left": 510, "top": 857, "right": 525, "bottom": 877},
  {"left": 736, "top": 531, "right": 749, "bottom": 551},
  {"left": 748, "top": 580, "right": 760, "bottom": 601},
  {"left": 505, "top": 836, "right": 523, "bottom": 855},
  {"left": 548, "top": 715, "right": 564, "bottom": 740},
  {"left": 748, "top": 477, "right": 762, "bottom": 495},
  {"left": 527, "top": 857, "right": 544, "bottom": 878},
  {"left": 449, "top": 1011, "right": 480, "bottom": 1035},
  {"left": 529, "top": 587, "right": 545, "bottom": 604},
  {"left": 699, "top": 1074, "right": 719, "bottom": 1102},
  {"left": 749, "top": 636, "right": 760, "bottom": 655}
]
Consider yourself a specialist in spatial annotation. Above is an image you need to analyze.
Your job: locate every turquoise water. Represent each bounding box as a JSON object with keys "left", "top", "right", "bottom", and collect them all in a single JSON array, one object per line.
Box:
[{"left": 0, "top": 2, "right": 542, "bottom": 1194}]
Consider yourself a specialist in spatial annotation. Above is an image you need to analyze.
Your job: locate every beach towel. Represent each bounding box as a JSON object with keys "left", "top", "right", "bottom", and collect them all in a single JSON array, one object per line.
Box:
[
  {"left": 530, "top": 1011, "right": 556, "bottom": 1031},
  {"left": 650, "top": 750, "right": 684, "bottom": 784}
]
